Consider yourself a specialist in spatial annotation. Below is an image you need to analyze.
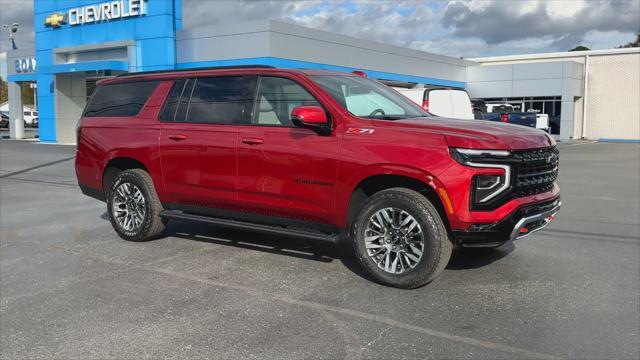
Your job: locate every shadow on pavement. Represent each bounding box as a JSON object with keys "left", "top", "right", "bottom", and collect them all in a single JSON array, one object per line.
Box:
[
  {"left": 100, "top": 211, "right": 515, "bottom": 281},
  {"left": 447, "top": 242, "right": 515, "bottom": 270}
]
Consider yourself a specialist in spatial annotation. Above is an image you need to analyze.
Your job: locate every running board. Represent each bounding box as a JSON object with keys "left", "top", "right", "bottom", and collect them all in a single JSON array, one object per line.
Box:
[{"left": 159, "top": 210, "right": 340, "bottom": 244}]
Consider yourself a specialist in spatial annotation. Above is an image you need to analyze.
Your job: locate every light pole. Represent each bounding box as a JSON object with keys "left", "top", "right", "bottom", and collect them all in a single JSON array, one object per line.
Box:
[
  {"left": 2, "top": 23, "right": 25, "bottom": 139},
  {"left": 1, "top": 23, "right": 19, "bottom": 49},
  {"left": 31, "top": 82, "right": 37, "bottom": 111}
]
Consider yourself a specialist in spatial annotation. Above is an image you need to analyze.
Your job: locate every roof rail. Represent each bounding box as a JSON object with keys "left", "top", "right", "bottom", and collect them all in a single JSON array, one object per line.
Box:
[{"left": 116, "top": 64, "right": 276, "bottom": 77}]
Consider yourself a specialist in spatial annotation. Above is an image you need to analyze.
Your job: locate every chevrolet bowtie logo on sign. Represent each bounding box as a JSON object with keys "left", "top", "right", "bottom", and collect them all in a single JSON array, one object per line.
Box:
[
  {"left": 45, "top": 13, "right": 67, "bottom": 28},
  {"left": 44, "top": 0, "right": 148, "bottom": 29}
]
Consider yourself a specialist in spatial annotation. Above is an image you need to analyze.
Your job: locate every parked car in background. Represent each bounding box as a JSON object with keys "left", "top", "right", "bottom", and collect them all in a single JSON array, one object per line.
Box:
[
  {"left": 471, "top": 99, "right": 487, "bottom": 120},
  {"left": 0, "top": 113, "right": 8, "bottom": 129},
  {"left": 76, "top": 66, "right": 561, "bottom": 288},
  {"left": 549, "top": 116, "right": 560, "bottom": 134},
  {"left": 482, "top": 103, "right": 547, "bottom": 131},
  {"left": 393, "top": 87, "right": 474, "bottom": 120},
  {"left": 23, "top": 110, "right": 39, "bottom": 127},
  {"left": 533, "top": 113, "right": 550, "bottom": 132}
]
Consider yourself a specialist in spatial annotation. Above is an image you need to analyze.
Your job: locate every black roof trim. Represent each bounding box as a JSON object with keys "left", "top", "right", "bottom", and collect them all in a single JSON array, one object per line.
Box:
[{"left": 116, "top": 65, "right": 276, "bottom": 78}]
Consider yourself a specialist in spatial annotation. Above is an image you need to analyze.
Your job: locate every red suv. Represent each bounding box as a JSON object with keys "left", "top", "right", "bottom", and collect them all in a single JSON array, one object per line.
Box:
[{"left": 75, "top": 66, "right": 560, "bottom": 288}]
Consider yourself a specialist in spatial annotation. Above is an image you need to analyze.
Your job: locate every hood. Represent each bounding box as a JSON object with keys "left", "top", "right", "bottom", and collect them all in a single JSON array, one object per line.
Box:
[{"left": 376, "top": 116, "right": 554, "bottom": 150}]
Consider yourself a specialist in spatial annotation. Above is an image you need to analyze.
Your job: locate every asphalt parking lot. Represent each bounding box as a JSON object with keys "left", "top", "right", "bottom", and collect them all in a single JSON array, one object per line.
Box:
[{"left": 1, "top": 140, "right": 638, "bottom": 359}]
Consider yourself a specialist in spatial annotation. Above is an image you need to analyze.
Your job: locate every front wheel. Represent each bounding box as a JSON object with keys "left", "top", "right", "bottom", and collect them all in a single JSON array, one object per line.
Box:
[
  {"left": 351, "top": 188, "right": 452, "bottom": 288},
  {"left": 107, "top": 169, "right": 166, "bottom": 242}
]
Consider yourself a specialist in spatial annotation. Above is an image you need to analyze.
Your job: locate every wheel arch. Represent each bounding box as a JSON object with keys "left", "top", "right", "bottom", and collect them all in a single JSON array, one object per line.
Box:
[
  {"left": 344, "top": 172, "right": 453, "bottom": 237},
  {"left": 102, "top": 157, "right": 150, "bottom": 195}
]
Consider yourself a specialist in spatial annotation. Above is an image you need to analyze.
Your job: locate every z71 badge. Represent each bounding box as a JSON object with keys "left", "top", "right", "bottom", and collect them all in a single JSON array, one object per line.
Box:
[{"left": 346, "top": 128, "right": 375, "bottom": 134}]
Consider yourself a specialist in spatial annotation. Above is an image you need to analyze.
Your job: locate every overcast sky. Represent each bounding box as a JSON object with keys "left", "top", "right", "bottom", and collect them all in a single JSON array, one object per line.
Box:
[{"left": 1, "top": 0, "right": 638, "bottom": 58}]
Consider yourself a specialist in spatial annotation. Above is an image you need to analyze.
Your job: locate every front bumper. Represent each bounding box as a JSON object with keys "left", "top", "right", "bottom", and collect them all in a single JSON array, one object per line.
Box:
[{"left": 452, "top": 197, "right": 561, "bottom": 247}]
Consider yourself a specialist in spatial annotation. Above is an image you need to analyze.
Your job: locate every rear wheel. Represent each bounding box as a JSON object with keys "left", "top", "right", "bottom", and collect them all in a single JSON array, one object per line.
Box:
[
  {"left": 107, "top": 169, "right": 166, "bottom": 242},
  {"left": 351, "top": 188, "right": 452, "bottom": 288}
]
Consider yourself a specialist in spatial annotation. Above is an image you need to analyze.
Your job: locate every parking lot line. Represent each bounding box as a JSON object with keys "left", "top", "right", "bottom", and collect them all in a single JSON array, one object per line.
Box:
[
  {"left": 146, "top": 264, "right": 565, "bottom": 360},
  {"left": 0, "top": 156, "right": 75, "bottom": 178},
  {"left": 23, "top": 237, "right": 563, "bottom": 359}
]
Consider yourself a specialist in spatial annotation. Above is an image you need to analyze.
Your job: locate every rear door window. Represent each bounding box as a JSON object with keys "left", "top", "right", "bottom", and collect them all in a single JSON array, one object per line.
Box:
[
  {"left": 186, "top": 76, "right": 257, "bottom": 125},
  {"left": 158, "top": 78, "right": 187, "bottom": 122},
  {"left": 84, "top": 81, "right": 159, "bottom": 117}
]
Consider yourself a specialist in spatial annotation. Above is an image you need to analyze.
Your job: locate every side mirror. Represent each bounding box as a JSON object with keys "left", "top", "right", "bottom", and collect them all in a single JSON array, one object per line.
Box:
[{"left": 291, "top": 106, "right": 331, "bottom": 135}]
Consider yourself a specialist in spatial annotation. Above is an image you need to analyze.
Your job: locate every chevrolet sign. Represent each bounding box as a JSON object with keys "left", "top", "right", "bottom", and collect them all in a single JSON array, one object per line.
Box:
[
  {"left": 46, "top": 0, "right": 148, "bottom": 28},
  {"left": 45, "top": 13, "right": 67, "bottom": 28}
]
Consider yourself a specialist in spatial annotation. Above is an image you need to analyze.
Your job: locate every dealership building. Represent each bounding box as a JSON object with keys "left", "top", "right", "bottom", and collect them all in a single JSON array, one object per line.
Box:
[{"left": 4, "top": 0, "right": 639, "bottom": 143}]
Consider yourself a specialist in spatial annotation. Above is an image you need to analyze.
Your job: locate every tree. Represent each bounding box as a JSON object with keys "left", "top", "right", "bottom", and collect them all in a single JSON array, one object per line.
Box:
[
  {"left": 0, "top": 79, "right": 35, "bottom": 108},
  {"left": 617, "top": 33, "right": 640, "bottom": 48},
  {"left": 20, "top": 82, "right": 35, "bottom": 106},
  {"left": 569, "top": 45, "right": 591, "bottom": 51},
  {"left": 0, "top": 78, "right": 8, "bottom": 104}
]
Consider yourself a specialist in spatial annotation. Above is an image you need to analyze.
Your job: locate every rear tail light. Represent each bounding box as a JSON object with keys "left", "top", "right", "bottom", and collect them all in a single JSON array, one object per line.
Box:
[
  {"left": 500, "top": 113, "right": 509, "bottom": 123},
  {"left": 422, "top": 100, "right": 429, "bottom": 111},
  {"left": 352, "top": 70, "right": 367, "bottom": 78},
  {"left": 76, "top": 119, "right": 83, "bottom": 145}
]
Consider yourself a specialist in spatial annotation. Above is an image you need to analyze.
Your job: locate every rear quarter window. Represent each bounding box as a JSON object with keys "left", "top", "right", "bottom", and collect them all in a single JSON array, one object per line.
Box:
[{"left": 84, "top": 81, "right": 159, "bottom": 117}]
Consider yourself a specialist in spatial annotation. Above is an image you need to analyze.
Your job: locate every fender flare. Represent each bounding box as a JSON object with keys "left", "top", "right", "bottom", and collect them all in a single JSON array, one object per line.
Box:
[
  {"left": 336, "top": 163, "right": 451, "bottom": 228},
  {"left": 101, "top": 150, "right": 167, "bottom": 200}
]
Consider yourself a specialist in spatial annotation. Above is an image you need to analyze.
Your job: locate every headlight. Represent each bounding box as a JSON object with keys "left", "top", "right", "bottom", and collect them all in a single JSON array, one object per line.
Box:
[
  {"left": 474, "top": 174, "right": 508, "bottom": 203},
  {"left": 450, "top": 148, "right": 512, "bottom": 204}
]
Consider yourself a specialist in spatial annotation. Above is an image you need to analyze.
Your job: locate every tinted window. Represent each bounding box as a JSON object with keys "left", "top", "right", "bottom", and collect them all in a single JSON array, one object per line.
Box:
[
  {"left": 254, "top": 77, "right": 320, "bottom": 126},
  {"left": 84, "top": 81, "right": 159, "bottom": 117},
  {"left": 176, "top": 79, "right": 195, "bottom": 122},
  {"left": 186, "top": 77, "right": 256, "bottom": 125},
  {"left": 158, "top": 79, "right": 186, "bottom": 122}
]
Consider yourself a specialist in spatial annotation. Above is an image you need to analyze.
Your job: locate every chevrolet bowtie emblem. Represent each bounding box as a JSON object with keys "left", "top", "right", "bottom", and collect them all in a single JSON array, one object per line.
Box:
[{"left": 45, "top": 13, "right": 67, "bottom": 28}]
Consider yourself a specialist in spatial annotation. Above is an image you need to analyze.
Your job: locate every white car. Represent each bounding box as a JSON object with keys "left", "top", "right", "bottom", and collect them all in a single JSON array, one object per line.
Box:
[
  {"left": 392, "top": 87, "right": 474, "bottom": 120},
  {"left": 23, "top": 110, "right": 38, "bottom": 127}
]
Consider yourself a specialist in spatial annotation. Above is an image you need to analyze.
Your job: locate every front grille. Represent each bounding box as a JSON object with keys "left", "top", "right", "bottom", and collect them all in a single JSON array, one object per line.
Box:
[{"left": 512, "top": 147, "right": 559, "bottom": 197}]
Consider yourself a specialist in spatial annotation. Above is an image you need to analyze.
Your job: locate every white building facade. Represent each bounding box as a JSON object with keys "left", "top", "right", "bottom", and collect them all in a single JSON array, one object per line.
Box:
[{"left": 469, "top": 48, "right": 640, "bottom": 141}]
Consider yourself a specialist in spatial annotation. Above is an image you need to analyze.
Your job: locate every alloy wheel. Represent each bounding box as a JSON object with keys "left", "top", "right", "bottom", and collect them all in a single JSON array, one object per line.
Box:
[
  {"left": 364, "top": 207, "right": 425, "bottom": 274},
  {"left": 112, "top": 182, "right": 146, "bottom": 232}
]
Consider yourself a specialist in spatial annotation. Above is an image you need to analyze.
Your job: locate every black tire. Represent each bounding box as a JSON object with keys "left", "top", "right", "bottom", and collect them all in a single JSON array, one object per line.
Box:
[
  {"left": 351, "top": 188, "right": 452, "bottom": 289},
  {"left": 107, "top": 169, "right": 166, "bottom": 242}
]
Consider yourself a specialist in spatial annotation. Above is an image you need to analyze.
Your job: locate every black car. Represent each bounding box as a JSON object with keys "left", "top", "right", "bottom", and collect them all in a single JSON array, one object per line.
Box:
[
  {"left": 471, "top": 99, "right": 487, "bottom": 119},
  {"left": 0, "top": 113, "right": 9, "bottom": 129}
]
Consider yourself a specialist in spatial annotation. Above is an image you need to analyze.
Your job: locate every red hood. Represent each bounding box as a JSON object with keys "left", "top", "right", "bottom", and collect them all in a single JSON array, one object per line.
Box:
[{"left": 375, "top": 116, "right": 554, "bottom": 150}]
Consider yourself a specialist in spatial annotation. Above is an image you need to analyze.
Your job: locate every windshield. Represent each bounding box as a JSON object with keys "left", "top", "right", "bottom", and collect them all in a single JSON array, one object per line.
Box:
[{"left": 310, "top": 75, "right": 428, "bottom": 120}]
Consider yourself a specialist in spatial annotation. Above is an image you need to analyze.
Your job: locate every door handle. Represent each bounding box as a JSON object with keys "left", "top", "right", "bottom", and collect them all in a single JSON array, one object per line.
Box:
[
  {"left": 168, "top": 134, "right": 187, "bottom": 141},
  {"left": 242, "top": 137, "right": 264, "bottom": 145}
]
